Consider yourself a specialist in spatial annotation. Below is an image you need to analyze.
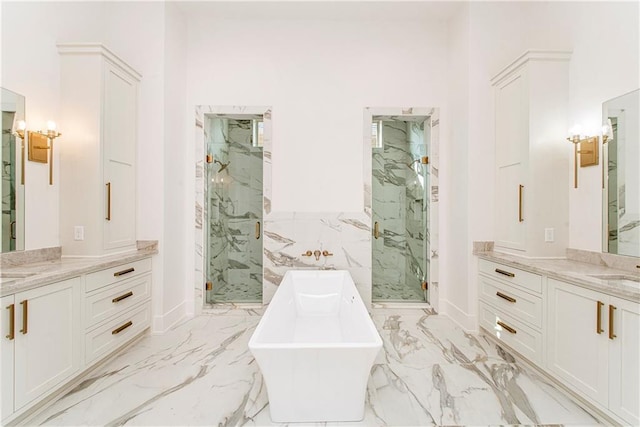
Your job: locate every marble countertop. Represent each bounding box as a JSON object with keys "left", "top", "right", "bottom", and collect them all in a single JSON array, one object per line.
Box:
[
  {"left": 0, "top": 242, "right": 158, "bottom": 297},
  {"left": 477, "top": 251, "right": 640, "bottom": 302}
]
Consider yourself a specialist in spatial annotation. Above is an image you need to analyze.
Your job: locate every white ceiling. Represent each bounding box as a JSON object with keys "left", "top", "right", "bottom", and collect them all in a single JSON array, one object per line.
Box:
[{"left": 176, "top": 1, "right": 465, "bottom": 22}]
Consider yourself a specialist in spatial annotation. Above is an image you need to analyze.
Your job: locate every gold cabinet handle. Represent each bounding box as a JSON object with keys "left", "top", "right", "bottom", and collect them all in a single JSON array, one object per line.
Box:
[
  {"left": 322, "top": 250, "right": 333, "bottom": 257},
  {"left": 112, "top": 291, "right": 134, "bottom": 303},
  {"left": 496, "top": 292, "right": 516, "bottom": 303},
  {"left": 112, "top": 321, "right": 133, "bottom": 335},
  {"left": 497, "top": 320, "right": 517, "bottom": 334},
  {"left": 6, "top": 304, "right": 15, "bottom": 340},
  {"left": 114, "top": 267, "right": 135, "bottom": 277},
  {"left": 596, "top": 301, "right": 604, "bottom": 334},
  {"left": 9, "top": 221, "right": 16, "bottom": 240},
  {"left": 302, "top": 250, "right": 313, "bottom": 257},
  {"left": 374, "top": 222, "right": 380, "bottom": 239},
  {"left": 20, "top": 300, "right": 28, "bottom": 334},
  {"left": 21, "top": 137, "right": 25, "bottom": 185},
  {"left": 609, "top": 305, "right": 617, "bottom": 340},
  {"left": 255, "top": 221, "right": 261, "bottom": 240},
  {"left": 494, "top": 268, "right": 515, "bottom": 278},
  {"left": 518, "top": 184, "right": 524, "bottom": 222},
  {"left": 105, "top": 182, "right": 111, "bottom": 221}
]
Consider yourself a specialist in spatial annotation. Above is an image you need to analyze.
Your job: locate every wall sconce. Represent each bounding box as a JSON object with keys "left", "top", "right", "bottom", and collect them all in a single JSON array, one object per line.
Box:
[
  {"left": 12, "top": 120, "right": 26, "bottom": 185},
  {"left": 567, "top": 125, "right": 599, "bottom": 189},
  {"left": 28, "top": 121, "right": 61, "bottom": 185}
]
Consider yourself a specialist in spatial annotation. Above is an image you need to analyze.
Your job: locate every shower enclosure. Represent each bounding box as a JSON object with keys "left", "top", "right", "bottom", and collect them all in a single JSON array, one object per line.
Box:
[
  {"left": 204, "top": 116, "right": 263, "bottom": 304},
  {"left": 372, "top": 117, "right": 430, "bottom": 302}
]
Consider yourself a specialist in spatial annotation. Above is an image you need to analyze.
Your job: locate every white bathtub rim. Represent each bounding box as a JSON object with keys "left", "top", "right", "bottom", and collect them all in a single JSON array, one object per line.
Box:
[{"left": 248, "top": 269, "right": 382, "bottom": 350}]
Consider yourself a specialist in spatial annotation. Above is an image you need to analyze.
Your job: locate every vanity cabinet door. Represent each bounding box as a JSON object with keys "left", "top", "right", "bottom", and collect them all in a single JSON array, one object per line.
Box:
[
  {"left": 103, "top": 61, "right": 137, "bottom": 251},
  {"left": 1, "top": 295, "right": 15, "bottom": 419},
  {"left": 13, "top": 278, "right": 82, "bottom": 410},
  {"left": 495, "top": 70, "right": 527, "bottom": 252},
  {"left": 608, "top": 297, "right": 640, "bottom": 425},
  {"left": 547, "top": 278, "right": 608, "bottom": 407}
]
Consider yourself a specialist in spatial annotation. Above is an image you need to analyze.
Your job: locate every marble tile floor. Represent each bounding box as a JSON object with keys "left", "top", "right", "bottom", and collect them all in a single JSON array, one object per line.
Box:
[{"left": 30, "top": 310, "right": 600, "bottom": 426}]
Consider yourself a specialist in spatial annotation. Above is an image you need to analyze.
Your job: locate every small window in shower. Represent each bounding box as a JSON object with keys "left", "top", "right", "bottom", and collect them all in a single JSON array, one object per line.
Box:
[
  {"left": 252, "top": 119, "right": 264, "bottom": 147},
  {"left": 371, "top": 120, "right": 383, "bottom": 148}
]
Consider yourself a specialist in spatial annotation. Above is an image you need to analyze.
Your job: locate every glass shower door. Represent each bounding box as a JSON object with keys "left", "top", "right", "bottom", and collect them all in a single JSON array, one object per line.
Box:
[
  {"left": 205, "top": 117, "right": 263, "bottom": 304},
  {"left": 372, "top": 118, "right": 429, "bottom": 302}
]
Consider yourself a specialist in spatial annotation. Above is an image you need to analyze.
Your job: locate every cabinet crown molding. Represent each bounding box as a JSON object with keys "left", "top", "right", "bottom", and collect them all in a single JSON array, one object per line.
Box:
[
  {"left": 491, "top": 49, "right": 572, "bottom": 85},
  {"left": 56, "top": 43, "right": 142, "bottom": 81}
]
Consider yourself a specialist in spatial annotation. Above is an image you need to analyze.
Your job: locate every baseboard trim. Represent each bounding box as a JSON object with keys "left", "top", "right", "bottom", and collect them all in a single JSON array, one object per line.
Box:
[
  {"left": 152, "top": 301, "right": 187, "bottom": 334},
  {"left": 440, "top": 299, "right": 478, "bottom": 333}
]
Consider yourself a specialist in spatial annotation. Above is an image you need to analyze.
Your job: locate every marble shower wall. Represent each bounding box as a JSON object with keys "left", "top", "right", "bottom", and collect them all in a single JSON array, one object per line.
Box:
[
  {"left": 195, "top": 106, "right": 439, "bottom": 312},
  {"left": 205, "top": 118, "right": 263, "bottom": 303},
  {"left": 2, "top": 111, "right": 16, "bottom": 252},
  {"left": 262, "top": 212, "right": 372, "bottom": 306},
  {"left": 372, "top": 120, "right": 427, "bottom": 301}
]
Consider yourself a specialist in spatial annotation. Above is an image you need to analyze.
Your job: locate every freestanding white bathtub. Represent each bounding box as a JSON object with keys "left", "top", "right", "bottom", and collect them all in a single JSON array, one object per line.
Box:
[{"left": 248, "top": 270, "right": 382, "bottom": 423}]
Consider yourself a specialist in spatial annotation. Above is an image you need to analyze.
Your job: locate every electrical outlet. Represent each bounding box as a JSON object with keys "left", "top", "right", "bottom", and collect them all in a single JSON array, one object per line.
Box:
[
  {"left": 544, "top": 228, "right": 554, "bottom": 243},
  {"left": 74, "top": 226, "right": 84, "bottom": 241}
]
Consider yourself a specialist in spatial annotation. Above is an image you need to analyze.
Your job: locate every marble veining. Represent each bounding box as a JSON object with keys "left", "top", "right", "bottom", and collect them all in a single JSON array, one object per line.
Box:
[
  {"left": 0, "top": 244, "right": 158, "bottom": 297},
  {"left": 195, "top": 106, "right": 439, "bottom": 312},
  {"left": 479, "top": 251, "right": 640, "bottom": 302},
  {"left": 0, "top": 246, "right": 61, "bottom": 268},
  {"left": 205, "top": 116, "right": 263, "bottom": 303},
  {"left": 566, "top": 247, "right": 640, "bottom": 274},
  {"left": 29, "top": 310, "right": 599, "bottom": 426}
]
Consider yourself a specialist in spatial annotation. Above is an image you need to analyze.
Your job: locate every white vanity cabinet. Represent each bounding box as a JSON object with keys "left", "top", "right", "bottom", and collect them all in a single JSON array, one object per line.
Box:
[
  {"left": 83, "top": 258, "right": 152, "bottom": 365},
  {"left": 491, "top": 51, "right": 571, "bottom": 257},
  {"left": 548, "top": 278, "right": 639, "bottom": 425},
  {"left": 1, "top": 278, "right": 82, "bottom": 420},
  {"left": 58, "top": 43, "right": 141, "bottom": 257},
  {"left": 478, "top": 259, "right": 544, "bottom": 366}
]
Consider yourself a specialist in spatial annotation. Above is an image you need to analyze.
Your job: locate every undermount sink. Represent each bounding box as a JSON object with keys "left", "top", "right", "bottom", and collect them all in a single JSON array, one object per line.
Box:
[{"left": 588, "top": 274, "right": 640, "bottom": 288}]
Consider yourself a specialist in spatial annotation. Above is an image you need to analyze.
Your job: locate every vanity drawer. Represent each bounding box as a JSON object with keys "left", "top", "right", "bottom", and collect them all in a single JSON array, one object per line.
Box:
[
  {"left": 85, "top": 258, "right": 151, "bottom": 293},
  {"left": 480, "top": 302, "right": 543, "bottom": 366},
  {"left": 85, "top": 273, "right": 151, "bottom": 328},
  {"left": 85, "top": 302, "right": 150, "bottom": 364},
  {"left": 479, "top": 275, "right": 543, "bottom": 329},
  {"left": 479, "top": 259, "right": 542, "bottom": 294}
]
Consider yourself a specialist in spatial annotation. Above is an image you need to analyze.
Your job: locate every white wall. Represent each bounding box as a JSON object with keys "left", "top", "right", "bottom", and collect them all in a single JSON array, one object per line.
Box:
[
  {"left": 162, "top": 2, "right": 190, "bottom": 326},
  {"left": 0, "top": 1, "right": 187, "bottom": 332},
  {"left": 443, "top": 1, "right": 639, "bottom": 330},
  {"left": 185, "top": 4, "right": 450, "bottom": 213},
  {"left": 442, "top": 3, "right": 473, "bottom": 329}
]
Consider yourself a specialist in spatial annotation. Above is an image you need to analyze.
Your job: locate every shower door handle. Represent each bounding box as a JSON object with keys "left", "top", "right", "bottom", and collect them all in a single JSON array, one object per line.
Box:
[
  {"left": 374, "top": 222, "right": 380, "bottom": 239},
  {"left": 255, "top": 221, "right": 261, "bottom": 239}
]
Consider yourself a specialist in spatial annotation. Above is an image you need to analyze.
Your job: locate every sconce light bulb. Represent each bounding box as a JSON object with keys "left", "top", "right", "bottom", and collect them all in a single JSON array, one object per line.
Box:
[
  {"left": 569, "top": 124, "right": 582, "bottom": 138},
  {"left": 17, "top": 120, "right": 26, "bottom": 131},
  {"left": 47, "top": 120, "right": 57, "bottom": 131}
]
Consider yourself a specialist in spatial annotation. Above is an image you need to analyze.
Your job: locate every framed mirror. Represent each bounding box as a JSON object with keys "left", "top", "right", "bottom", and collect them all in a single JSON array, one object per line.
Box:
[
  {"left": 602, "top": 89, "right": 639, "bottom": 257},
  {"left": 1, "top": 87, "right": 26, "bottom": 253}
]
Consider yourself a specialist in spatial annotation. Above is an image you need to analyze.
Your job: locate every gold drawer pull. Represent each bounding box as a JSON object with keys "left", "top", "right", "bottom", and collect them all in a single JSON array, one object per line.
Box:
[
  {"left": 518, "top": 184, "right": 524, "bottom": 222},
  {"left": 112, "top": 321, "right": 133, "bottom": 335},
  {"left": 112, "top": 291, "right": 134, "bottom": 303},
  {"left": 495, "top": 268, "right": 515, "bottom": 278},
  {"left": 20, "top": 300, "right": 28, "bottom": 334},
  {"left": 497, "top": 320, "right": 517, "bottom": 334},
  {"left": 255, "top": 221, "right": 261, "bottom": 240},
  {"left": 496, "top": 292, "right": 516, "bottom": 303},
  {"left": 609, "top": 305, "right": 616, "bottom": 340},
  {"left": 374, "top": 222, "right": 380, "bottom": 239},
  {"left": 596, "top": 301, "right": 604, "bottom": 334},
  {"left": 114, "top": 267, "right": 135, "bottom": 277},
  {"left": 106, "top": 182, "right": 111, "bottom": 221},
  {"left": 6, "top": 304, "right": 15, "bottom": 340}
]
